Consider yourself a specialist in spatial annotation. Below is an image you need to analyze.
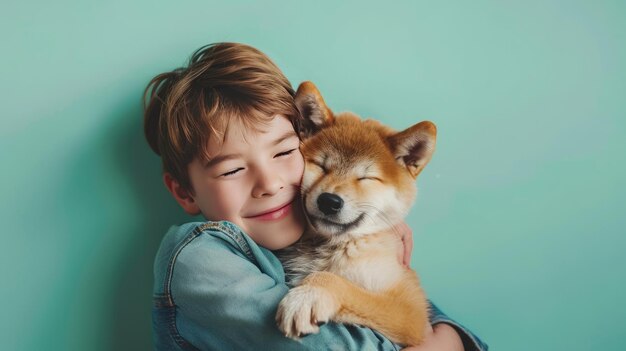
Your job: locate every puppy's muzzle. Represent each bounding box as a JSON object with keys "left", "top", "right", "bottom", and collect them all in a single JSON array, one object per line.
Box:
[{"left": 317, "top": 192, "right": 344, "bottom": 216}]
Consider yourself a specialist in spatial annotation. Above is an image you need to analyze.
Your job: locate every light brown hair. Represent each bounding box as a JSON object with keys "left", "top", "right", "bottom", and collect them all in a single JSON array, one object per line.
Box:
[{"left": 143, "top": 42, "right": 300, "bottom": 193}]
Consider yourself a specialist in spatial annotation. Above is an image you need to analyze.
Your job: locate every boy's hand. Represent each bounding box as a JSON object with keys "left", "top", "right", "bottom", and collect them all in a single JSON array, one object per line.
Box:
[
  {"left": 401, "top": 323, "right": 464, "bottom": 351},
  {"left": 393, "top": 222, "right": 413, "bottom": 267}
]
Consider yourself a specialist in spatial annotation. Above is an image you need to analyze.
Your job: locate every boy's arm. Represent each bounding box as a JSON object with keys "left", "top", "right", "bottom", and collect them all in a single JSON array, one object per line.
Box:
[
  {"left": 401, "top": 323, "right": 462, "bottom": 351},
  {"left": 425, "top": 302, "right": 489, "bottom": 351},
  {"left": 170, "top": 237, "right": 399, "bottom": 351}
]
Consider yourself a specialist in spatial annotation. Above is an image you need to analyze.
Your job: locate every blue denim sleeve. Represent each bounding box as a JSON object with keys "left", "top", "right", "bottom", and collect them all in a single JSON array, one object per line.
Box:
[
  {"left": 169, "top": 233, "right": 400, "bottom": 351},
  {"left": 428, "top": 301, "right": 488, "bottom": 351}
]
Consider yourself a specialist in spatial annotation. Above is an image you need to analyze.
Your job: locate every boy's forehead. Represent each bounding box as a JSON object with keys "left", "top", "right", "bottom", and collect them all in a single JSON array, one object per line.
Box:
[
  {"left": 203, "top": 114, "right": 297, "bottom": 158},
  {"left": 229, "top": 114, "right": 294, "bottom": 140}
]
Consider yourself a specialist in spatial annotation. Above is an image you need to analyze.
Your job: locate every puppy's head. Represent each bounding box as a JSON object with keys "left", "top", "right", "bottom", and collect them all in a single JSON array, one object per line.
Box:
[{"left": 295, "top": 81, "right": 437, "bottom": 239}]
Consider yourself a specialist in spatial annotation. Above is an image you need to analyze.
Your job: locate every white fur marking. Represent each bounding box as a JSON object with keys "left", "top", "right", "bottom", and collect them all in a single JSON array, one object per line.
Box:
[{"left": 276, "top": 285, "right": 338, "bottom": 339}]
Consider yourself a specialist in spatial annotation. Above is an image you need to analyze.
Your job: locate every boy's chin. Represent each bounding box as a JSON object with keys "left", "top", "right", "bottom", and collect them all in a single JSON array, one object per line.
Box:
[
  {"left": 254, "top": 224, "right": 305, "bottom": 250},
  {"left": 242, "top": 205, "right": 306, "bottom": 250}
]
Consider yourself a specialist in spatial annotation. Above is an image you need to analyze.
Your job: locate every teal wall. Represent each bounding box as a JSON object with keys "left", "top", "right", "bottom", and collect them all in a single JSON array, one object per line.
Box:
[{"left": 2, "top": 1, "right": 625, "bottom": 350}]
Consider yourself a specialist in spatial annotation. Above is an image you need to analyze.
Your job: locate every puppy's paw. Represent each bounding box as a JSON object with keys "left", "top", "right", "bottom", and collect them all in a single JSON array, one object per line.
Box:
[{"left": 276, "top": 285, "right": 339, "bottom": 339}]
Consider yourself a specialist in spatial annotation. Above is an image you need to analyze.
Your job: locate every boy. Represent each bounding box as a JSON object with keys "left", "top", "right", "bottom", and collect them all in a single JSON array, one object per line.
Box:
[{"left": 143, "top": 42, "right": 487, "bottom": 350}]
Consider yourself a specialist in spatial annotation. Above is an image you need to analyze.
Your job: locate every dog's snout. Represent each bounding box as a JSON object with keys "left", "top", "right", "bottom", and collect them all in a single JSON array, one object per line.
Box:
[{"left": 317, "top": 192, "right": 344, "bottom": 215}]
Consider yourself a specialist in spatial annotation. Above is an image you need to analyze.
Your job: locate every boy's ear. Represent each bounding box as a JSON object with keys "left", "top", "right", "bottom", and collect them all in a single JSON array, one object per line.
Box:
[
  {"left": 163, "top": 173, "right": 201, "bottom": 215},
  {"left": 387, "top": 121, "right": 437, "bottom": 178},
  {"left": 295, "top": 81, "right": 334, "bottom": 138}
]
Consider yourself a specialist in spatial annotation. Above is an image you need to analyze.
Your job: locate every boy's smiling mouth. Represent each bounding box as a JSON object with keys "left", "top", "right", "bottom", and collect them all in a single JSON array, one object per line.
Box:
[{"left": 246, "top": 200, "right": 295, "bottom": 221}]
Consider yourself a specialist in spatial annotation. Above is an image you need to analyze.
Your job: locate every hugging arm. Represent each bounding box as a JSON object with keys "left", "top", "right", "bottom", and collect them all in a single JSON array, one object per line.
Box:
[
  {"left": 171, "top": 240, "right": 400, "bottom": 350},
  {"left": 279, "top": 272, "right": 489, "bottom": 350}
]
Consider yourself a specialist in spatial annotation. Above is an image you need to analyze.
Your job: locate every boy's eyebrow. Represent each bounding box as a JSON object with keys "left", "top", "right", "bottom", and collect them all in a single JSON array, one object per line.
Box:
[
  {"left": 272, "top": 130, "right": 299, "bottom": 146},
  {"left": 205, "top": 153, "right": 242, "bottom": 168}
]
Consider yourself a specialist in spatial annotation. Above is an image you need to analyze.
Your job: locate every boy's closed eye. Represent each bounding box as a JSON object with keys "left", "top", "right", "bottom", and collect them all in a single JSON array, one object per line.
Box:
[
  {"left": 220, "top": 168, "right": 244, "bottom": 177},
  {"left": 219, "top": 148, "right": 298, "bottom": 177},
  {"left": 274, "top": 148, "right": 297, "bottom": 158}
]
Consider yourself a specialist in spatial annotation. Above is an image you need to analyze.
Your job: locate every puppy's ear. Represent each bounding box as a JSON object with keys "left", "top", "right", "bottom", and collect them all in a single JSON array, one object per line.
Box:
[
  {"left": 387, "top": 121, "right": 437, "bottom": 178},
  {"left": 295, "top": 81, "right": 334, "bottom": 138}
]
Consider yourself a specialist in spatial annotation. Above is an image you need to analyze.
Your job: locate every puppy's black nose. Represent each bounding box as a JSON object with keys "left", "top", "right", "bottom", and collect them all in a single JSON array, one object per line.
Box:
[{"left": 317, "top": 192, "right": 344, "bottom": 215}]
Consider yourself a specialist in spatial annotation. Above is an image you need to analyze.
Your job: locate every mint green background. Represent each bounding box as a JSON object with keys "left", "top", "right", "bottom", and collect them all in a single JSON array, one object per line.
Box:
[{"left": 2, "top": 1, "right": 625, "bottom": 350}]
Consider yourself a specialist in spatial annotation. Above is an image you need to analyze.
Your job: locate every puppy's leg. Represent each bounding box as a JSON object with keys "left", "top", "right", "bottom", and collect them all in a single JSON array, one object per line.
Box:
[
  {"left": 277, "top": 271, "right": 429, "bottom": 346},
  {"left": 337, "top": 271, "right": 430, "bottom": 346}
]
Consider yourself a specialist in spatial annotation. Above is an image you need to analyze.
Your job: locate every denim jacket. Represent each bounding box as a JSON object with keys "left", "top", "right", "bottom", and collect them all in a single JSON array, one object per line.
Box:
[{"left": 152, "top": 221, "right": 488, "bottom": 350}]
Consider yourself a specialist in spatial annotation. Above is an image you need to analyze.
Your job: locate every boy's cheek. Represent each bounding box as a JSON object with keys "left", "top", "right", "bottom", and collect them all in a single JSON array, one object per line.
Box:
[{"left": 197, "top": 187, "right": 244, "bottom": 221}]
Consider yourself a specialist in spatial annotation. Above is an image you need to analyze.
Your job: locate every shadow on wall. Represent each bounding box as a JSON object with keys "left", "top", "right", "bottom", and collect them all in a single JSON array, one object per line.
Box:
[{"left": 107, "top": 102, "right": 190, "bottom": 350}]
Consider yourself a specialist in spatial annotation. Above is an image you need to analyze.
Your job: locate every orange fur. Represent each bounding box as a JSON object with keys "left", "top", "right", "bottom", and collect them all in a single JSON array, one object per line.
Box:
[{"left": 276, "top": 81, "right": 437, "bottom": 346}]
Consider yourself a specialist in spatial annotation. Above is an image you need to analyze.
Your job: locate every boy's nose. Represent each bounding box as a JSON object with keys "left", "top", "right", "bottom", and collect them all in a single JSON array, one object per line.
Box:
[
  {"left": 317, "top": 192, "right": 344, "bottom": 215},
  {"left": 252, "top": 168, "right": 284, "bottom": 198}
]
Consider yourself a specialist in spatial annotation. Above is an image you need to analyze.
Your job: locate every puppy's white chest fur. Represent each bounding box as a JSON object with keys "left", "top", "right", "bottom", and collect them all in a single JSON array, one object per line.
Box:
[{"left": 328, "top": 232, "right": 404, "bottom": 292}]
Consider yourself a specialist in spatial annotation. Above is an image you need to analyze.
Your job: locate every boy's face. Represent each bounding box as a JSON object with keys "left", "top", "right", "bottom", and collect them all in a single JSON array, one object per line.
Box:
[{"left": 166, "top": 115, "right": 306, "bottom": 250}]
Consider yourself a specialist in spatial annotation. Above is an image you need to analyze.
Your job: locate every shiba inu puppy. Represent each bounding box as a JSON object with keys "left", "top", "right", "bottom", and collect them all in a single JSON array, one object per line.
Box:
[{"left": 275, "top": 82, "right": 437, "bottom": 346}]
